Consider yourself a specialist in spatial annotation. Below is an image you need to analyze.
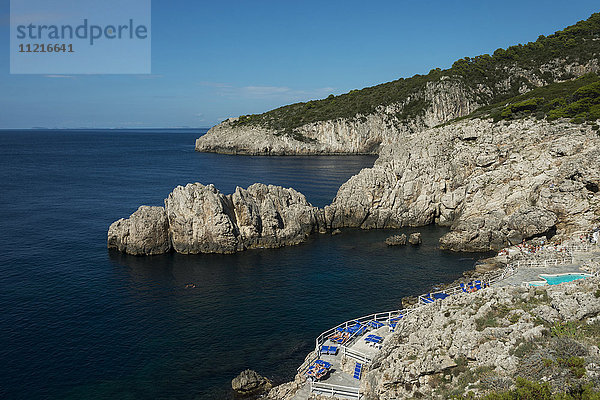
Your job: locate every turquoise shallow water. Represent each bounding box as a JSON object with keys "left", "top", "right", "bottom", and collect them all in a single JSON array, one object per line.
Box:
[{"left": 0, "top": 129, "right": 483, "bottom": 399}]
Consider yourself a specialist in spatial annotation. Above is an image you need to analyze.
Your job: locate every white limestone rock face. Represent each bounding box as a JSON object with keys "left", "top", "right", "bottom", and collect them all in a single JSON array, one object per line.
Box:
[
  {"left": 108, "top": 183, "right": 324, "bottom": 255},
  {"left": 195, "top": 79, "right": 479, "bottom": 155},
  {"left": 107, "top": 206, "right": 171, "bottom": 255},
  {"left": 112, "top": 119, "right": 600, "bottom": 255},
  {"left": 231, "top": 183, "right": 324, "bottom": 249},
  {"left": 164, "top": 183, "right": 240, "bottom": 254},
  {"left": 325, "top": 119, "right": 600, "bottom": 252},
  {"left": 195, "top": 61, "right": 598, "bottom": 156},
  {"left": 547, "top": 280, "right": 600, "bottom": 321}
]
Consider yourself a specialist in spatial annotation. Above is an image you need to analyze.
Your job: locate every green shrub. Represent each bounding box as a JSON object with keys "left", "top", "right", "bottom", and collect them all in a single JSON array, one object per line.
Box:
[
  {"left": 476, "top": 315, "right": 498, "bottom": 331},
  {"left": 476, "top": 378, "right": 600, "bottom": 399},
  {"left": 551, "top": 322, "right": 582, "bottom": 339},
  {"left": 482, "top": 378, "right": 553, "bottom": 399},
  {"left": 512, "top": 340, "right": 539, "bottom": 358},
  {"left": 501, "top": 98, "right": 545, "bottom": 118},
  {"left": 556, "top": 356, "right": 586, "bottom": 378},
  {"left": 477, "top": 74, "right": 600, "bottom": 123}
]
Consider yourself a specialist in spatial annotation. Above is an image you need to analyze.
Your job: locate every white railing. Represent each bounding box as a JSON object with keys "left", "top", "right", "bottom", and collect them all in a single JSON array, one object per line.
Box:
[
  {"left": 314, "top": 310, "right": 404, "bottom": 353},
  {"left": 311, "top": 381, "right": 360, "bottom": 399},
  {"left": 299, "top": 235, "right": 597, "bottom": 397},
  {"left": 507, "top": 257, "right": 574, "bottom": 269},
  {"left": 299, "top": 265, "right": 522, "bottom": 397},
  {"left": 342, "top": 346, "right": 371, "bottom": 364},
  {"left": 565, "top": 243, "right": 592, "bottom": 252},
  {"left": 297, "top": 352, "right": 319, "bottom": 374},
  {"left": 313, "top": 266, "right": 517, "bottom": 355}
]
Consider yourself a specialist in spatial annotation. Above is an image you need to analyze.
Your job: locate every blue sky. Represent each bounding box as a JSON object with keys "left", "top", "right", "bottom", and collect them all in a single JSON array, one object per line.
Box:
[{"left": 0, "top": 0, "right": 598, "bottom": 129}]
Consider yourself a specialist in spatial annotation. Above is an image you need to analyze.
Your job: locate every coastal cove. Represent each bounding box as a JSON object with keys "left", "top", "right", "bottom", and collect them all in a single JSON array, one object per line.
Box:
[{"left": 0, "top": 129, "right": 484, "bottom": 399}]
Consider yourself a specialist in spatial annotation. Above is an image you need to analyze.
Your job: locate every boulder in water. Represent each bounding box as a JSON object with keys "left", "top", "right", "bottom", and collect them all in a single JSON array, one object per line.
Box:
[
  {"left": 409, "top": 232, "right": 422, "bottom": 245},
  {"left": 386, "top": 234, "right": 407, "bottom": 246},
  {"left": 231, "top": 369, "right": 272, "bottom": 397}
]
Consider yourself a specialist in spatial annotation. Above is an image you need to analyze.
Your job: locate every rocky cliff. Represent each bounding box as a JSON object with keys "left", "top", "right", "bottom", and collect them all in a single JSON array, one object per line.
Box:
[
  {"left": 195, "top": 78, "right": 482, "bottom": 155},
  {"left": 362, "top": 278, "right": 600, "bottom": 399},
  {"left": 112, "top": 14, "right": 600, "bottom": 255},
  {"left": 325, "top": 118, "right": 600, "bottom": 252},
  {"left": 196, "top": 63, "right": 599, "bottom": 156},
  {"left": 263, "top": 276, "right": 600, "bottom": 400},
  {"left": 107, "top": 183, "right": 324, "bottom": 255}
]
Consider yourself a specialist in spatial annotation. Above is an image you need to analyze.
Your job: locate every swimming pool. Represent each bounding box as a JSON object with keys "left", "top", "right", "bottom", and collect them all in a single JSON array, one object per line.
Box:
[{"left": 526, "top": 273, "right": 592, "bottom": 286}]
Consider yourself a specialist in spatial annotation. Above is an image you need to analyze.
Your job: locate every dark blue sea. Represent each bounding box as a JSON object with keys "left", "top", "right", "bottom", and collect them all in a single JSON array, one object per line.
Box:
[{"left": 0, "top": 129, "right": 482, "bottom": 399}]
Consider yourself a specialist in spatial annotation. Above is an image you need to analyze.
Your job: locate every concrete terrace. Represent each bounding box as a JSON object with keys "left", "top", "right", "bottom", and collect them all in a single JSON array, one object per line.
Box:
[
  {"left": 291, "top": 327, "right": 393, "bottom": 400},
  {"left": 496, "top": 263, "right": 590, "bottom": 287},
  {"left": 498, "top": 245, "right": 600, "bottom": 287}
]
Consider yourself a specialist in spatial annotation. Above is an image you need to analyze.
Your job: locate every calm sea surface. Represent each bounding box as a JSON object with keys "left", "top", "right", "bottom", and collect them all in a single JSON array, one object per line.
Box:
[{"left": 0, "top": 129, "right": 482, "bottom": 399}]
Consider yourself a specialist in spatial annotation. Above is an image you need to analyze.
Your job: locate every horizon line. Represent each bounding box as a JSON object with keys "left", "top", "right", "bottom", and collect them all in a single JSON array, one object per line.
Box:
[{"left": 0, "top": 126, "right": 212, "bottom": 131}]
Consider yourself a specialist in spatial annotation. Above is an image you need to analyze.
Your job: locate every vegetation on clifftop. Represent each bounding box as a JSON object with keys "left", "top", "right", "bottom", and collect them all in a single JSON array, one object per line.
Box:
[
  {"left": 462, "top": 73, "right": 600, "bottom": 124},
  {"left": 231, "top": 12, "right": 600, "bottom": 135},
  {"left": 468, "top": 377, "right": 600, "bottom": 399}
]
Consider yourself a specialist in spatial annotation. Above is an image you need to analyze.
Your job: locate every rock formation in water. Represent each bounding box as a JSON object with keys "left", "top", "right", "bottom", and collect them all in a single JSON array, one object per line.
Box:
[
  {"left": 385, "top": 234, "right": 407, "bottom": 246},
  {"left": 110, "top": 14, "right": 600, "bottom": 255},
  {"left": 231, "top": 369, "right": 272, "bottom": 397},
  {"left": 108, "top": 183, "right": 324, "bottom": 255},
  {"left": 409, "top": 232, "right": 422, "bottom": 245},
  {"left": 107, "top": 206, "right": 171, "bottom": 255}
]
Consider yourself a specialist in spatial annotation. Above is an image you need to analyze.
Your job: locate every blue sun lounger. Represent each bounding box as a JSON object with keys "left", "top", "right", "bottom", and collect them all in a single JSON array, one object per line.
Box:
[
  {"left": 315, "top": 360, "right": 332, "bottom": 369},
  {"left": 307, "top": 360, "right": 332, "bottom": 381},
  {"left": 460, "top": 283, "right": 468, "bottom": 293},
  {"left": 421, "top": 293, "right": 434, "bottom": 304},
  {"left": 321, "top": 345, "right": 329, "bottom": 354},
  {"left": 328, "top": 346, "right": 338, "bottom": 355},
  {"left": 346, "top": 322, "right": 368, "bottom": 336},
  {"left": 353, "top": 363, "right": 362, "bottom": 379},
  {"left": 475, "top": 280, "right": 482, "bottom": 290},
  {"left": 368, "top": 320, "right": 384, "bottom": 329},
  {"left": 433, "top": 292, "right": 449, "bottom": 300},
  {"left": 389, "top": 315, "right": 403, "bottom": 331}
]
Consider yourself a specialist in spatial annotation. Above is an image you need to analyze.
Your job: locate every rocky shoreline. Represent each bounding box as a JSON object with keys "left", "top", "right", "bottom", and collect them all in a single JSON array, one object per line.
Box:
[
  {"left": 254, "top": 243, "right": 600, "bottom": 400},
  {"left": 108, "top": 118, "right": 600, "bottom": 256}
]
